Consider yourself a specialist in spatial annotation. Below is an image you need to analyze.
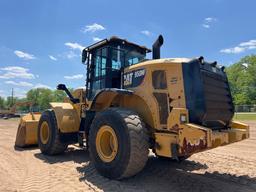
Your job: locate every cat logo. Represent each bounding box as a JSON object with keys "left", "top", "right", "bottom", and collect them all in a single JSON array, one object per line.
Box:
[
  {"left": 124, "top": 72, "right": 134, "bottom": 86},
  {"left": 123, "top": 68, "right": 146, "bottom": 88}
]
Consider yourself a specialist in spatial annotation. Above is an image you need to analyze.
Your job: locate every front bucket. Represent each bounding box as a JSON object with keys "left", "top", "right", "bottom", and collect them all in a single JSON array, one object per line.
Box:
[{"left": 15, "top": 113, "right": 41, "bottom": 147}]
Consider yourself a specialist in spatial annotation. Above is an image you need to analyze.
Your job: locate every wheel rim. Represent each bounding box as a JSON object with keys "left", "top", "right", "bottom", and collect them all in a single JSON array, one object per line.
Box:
[
  {"left": 96, "top": 125, "right": 118, "bottom": 163},
  {"left": 40, "top": 121, "right": 50, "bottom": 144}
]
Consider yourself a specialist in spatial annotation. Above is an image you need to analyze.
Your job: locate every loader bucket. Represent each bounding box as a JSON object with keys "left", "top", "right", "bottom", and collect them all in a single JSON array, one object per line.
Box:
[{"left": 15, "top": 113, "right": 41, "bottom": 147}]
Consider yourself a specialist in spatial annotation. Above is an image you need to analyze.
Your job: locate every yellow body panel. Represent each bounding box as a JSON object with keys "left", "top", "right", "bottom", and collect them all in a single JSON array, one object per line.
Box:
[
  {"left": 155, "top": 132, "right": 177, "bottom": 157},
  {"left": 121, "top": 59, "right": 187, "bottom": 130},
  {"left": 154, "top": 121, "right": 249, "bottom": 158},
  {"left": 230, "top": 121, "right": 249, "bottom": 129},
  {"left": 15, "top": 113, "right": 41, "bottom": 147},
  {"left": 50, "top": 102, "right": 81, "bottom": 133},
  {"left": 167, "top": 108, "right": 188, "bottom": 130}
]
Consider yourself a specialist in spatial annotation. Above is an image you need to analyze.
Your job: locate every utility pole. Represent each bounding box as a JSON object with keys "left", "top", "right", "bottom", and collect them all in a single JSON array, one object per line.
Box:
[{"left": 11, "top": 88, "right": 14, "bottom": 107}]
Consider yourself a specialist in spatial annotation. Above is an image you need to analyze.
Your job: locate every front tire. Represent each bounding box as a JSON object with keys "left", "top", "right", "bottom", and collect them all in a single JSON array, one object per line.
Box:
[
  {"left": 89, "top": 108, "right": 149, "bottom": 179},
  {"left": 38, "top": 110, "right": 68, "bottom": 155}
]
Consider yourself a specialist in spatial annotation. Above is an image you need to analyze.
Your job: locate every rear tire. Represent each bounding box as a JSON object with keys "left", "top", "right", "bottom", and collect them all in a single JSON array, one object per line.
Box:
[
  {"left": 38, "top": 109, "right": 68, "bottom": 155},
  {"left": 89, "top": 108, "right": 149, "bottom": 179}
]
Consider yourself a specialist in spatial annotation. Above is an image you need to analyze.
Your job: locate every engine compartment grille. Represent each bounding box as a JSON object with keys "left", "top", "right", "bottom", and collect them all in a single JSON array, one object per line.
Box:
[{"left": 182, "top": 59, "right": 234, "bottom": 129}]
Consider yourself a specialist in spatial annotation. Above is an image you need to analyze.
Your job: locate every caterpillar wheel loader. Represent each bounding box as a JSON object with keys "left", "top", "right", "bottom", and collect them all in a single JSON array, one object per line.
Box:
[{"left": 16, "top": 35, "right": 249, "bottom": 179}]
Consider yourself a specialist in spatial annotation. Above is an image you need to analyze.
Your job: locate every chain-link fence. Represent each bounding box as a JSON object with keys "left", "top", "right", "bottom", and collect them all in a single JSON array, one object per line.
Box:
[{"left": 235, "top": 105, "right": 256, "bottom": 112}]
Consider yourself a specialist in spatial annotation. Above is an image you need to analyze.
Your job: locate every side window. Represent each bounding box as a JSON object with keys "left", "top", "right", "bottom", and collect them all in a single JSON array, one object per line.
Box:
[
  {"left": 91, "top": 80, "right": 102, "bottom": 97},
  {"left": 94, "top": 47, "right": 107, "bottom": 77},
  {"left": 112, "top": 47, "right": 124, "bottom": 70}
]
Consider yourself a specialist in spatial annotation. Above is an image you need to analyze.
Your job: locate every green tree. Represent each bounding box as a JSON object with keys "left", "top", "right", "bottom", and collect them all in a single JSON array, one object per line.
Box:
[
  {"left": 226, "top": 55, "right": 256, "bottom": 105},
  {"left": 26, "top": 88, "right": 54, "bottom": 111},
  {"left": 0, "top": 96, "right": 5, "bottom": 109},
  {"left": 52, "top": 90, "right": 66, "bottom": 102},
  {"left": 38, "top": 89, "right": 54, "bottom": 110},
  {"left": 5, "top": 96, "right": 17, "bottom": 109},
  {"left": 26, "top": 89, "right": 40, "bottom": 106}
]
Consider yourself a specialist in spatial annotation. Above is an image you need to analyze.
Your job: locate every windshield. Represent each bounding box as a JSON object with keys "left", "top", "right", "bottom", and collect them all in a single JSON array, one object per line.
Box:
[
  {"left": 111, "top": 46, "right": 146, "bottom": 70},
  {"left": 125, "top": 50, "right": 145, "bottom": 66}
]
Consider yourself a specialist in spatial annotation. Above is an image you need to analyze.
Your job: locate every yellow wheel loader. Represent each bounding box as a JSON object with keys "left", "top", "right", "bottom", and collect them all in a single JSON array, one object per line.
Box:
[{"left": 16, "top": 35, "right": 249, "bottom": 179}]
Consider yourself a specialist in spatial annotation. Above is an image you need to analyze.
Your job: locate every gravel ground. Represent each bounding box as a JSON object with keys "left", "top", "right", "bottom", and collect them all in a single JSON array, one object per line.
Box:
[{"left": 0, "top": 119, "right": 255, "bottom": 192}]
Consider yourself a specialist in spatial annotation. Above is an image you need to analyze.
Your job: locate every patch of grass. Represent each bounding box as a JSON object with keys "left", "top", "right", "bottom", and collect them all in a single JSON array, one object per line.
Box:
[{"left": 233, "top": 113, "right": 256, "bottom": 121}]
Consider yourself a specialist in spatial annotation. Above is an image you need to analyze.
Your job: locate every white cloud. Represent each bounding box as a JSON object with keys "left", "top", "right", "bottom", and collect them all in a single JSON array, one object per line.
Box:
[
  {"left": 5, "top": 80, "right": 33, "bottom": 87},
  {"left": 220, "top": 39, "right": 256, "bottom": 54},
  {"left": 14, "top": 50, "right": 36, "bottom": 60},
  {"left": 0, "top": 66, "right": 35, "bottom": 79},
  {"left": 66, "top": 51, "right": 78, "bottom": 59},
  {"left": 141, "top": 30, "right": 152, "bottom": 36},
  {"left": 65, "top": 42, "right": 84, "bottom": 52},
  {"left": 202, "top": 17, "right": 217, "bottom": 28},
  {"left": 205, "top": 17, "right": 217, "bottom": 22},
  {"left": 64, "top": 74, "right": 84, "bottom": 80},
  {"left": 93, "top": 37, "right": 103, "bottom": 42},
  {"left": 220, "top": 46, "right": 245, "bottom": 54},
  {"left": 49, "top": 55, "right": 57, "bottom": 61},
  {"left": 64, "top": 42, "right": 85, "bottom": 59},
  {"left": 34, "top": 83, "right": 51, "bottom": 89},
  {"left": 202, "top": 24, "right": 210, "bottom": 28},
  {"left": 239, "top": 40, "right": 256, "bottom": 47},
  {"left": 82, "top": 23, "right": 105, "bottom": 33}
]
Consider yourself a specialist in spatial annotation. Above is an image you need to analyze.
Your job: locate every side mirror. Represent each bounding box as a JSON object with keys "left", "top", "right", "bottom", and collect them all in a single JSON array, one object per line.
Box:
[
  {"left": 56, "top": 84, "right": 79, "bottom": 104},
  {"left": 57, "top": 84, "right": 67, "bottom": 91},
  {"left": 82, "top": 49, "right": 87, "bottom": 63}
]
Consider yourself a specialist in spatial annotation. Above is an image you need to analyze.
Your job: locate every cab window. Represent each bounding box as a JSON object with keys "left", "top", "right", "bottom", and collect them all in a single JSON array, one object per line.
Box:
[
  {"left": 94, "top": 47, "right": 107, "bottom": 77},
  {"left": 112, "top": 47, "right": 125, "bottom": 70}
]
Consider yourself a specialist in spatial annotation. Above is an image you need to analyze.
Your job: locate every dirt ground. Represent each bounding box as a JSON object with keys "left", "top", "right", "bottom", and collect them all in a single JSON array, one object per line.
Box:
[{"left": 0, "top": 119, "right": 255, "bottom": 192}]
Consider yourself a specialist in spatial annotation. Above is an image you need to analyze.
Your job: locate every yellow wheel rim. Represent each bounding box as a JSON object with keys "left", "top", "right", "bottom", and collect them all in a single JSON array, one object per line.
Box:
[
  {"left": 40, "top": 121, "right": 50, "bottom": 144},
  {"left": 96, "top": 125, "right": 118, "bottom": 163}
]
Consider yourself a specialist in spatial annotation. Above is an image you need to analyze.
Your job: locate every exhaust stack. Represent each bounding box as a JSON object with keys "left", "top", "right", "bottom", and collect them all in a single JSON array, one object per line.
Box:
[{"left": 152, "top": 35, "right": 164, "bottom": 59}]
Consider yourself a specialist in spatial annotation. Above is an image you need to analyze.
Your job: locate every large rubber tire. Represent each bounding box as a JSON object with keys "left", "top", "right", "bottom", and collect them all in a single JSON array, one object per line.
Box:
[
  {"left": 89, "top": 108, "right": 149, "bottom": 180},
  {"left": 38, "top": 109, "right": 68, "bottom": 155}
]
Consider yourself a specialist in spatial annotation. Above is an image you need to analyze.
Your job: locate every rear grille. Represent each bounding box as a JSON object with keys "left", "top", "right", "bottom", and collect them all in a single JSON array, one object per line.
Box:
[
  {"left": 182, "top": 59, "right": 234, "bottom": 129},
  {"left": 201, "top": 70, "right": 234, "bottom": 128}
]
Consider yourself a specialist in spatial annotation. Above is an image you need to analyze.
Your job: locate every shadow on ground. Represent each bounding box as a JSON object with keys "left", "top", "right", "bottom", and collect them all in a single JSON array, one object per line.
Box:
[
  {"left": 77, "top": 157, "right": 256, "bottom": 192},
  {"left": 14, "top": 145, "right": 38, "bottom": 151},
  {"left": 33, "top": 148, "right": 256, "bottom": 192},
  {"left": 34, "top": 146, "right": 90, "bottom": 164}
]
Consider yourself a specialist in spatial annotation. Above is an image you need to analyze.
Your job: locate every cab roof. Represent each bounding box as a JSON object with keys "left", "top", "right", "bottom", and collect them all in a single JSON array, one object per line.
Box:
[{"left": 84, "top": 36, "right": 151, "bottom": 53}]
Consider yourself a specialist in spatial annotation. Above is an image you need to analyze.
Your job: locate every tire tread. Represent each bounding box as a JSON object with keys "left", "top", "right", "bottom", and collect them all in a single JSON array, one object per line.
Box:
[{"left": 38, "top": 109, "right": 67, "bottom": 155}]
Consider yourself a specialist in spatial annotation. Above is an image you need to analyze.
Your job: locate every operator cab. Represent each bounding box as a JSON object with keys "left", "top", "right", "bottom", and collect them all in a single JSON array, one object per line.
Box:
[{"left": 82, "top": 36, "right": 151, "bottom": 100}]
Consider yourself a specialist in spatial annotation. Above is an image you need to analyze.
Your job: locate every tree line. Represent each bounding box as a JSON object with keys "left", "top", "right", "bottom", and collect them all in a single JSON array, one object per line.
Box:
[
  {"left": 226, "top": 55, "right": 256, "bottom": 105},
  {"left": 0, "top": 89, "right": 68, "bottom": 112},
  {"left": 0, "top": 55, "right": 255, "bottom": 112}
]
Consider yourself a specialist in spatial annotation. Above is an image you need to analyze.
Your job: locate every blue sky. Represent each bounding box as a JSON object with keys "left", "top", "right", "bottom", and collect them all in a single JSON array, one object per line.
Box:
[{"left": 0, "top": 0, "right": 256, "bottom": 98}]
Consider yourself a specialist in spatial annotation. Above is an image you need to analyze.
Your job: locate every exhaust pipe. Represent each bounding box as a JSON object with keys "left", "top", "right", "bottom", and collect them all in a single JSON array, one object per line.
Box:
[{"left": 152, "top": 35, "right": 164, "bottom": 59}]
